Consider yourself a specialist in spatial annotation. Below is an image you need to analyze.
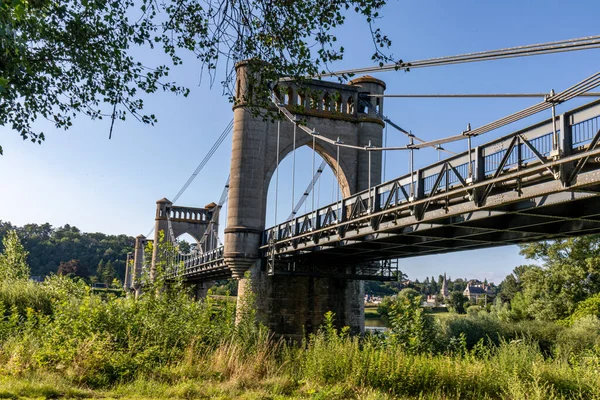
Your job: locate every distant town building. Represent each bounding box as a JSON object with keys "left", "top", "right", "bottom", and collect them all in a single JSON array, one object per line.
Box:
[
  {"left": 463, "top": 280, "right": 493, "bottom": 302},
  {"left": 364, "top": 294, "right": 383, "bottom": 305}
]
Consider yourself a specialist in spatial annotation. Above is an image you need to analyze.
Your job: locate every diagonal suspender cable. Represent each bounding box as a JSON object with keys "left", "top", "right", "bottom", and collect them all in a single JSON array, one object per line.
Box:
[
  {"left": 171, "top": 119, "right": 233, "bottom": 204},
  {"left": 198, "top": 176, "right": 230, "bottom": 251},
  {"left": 315, "top": 35, "right": 600, "bottom": 78},
  {"left": 271, "top": 93, "right": 366, "bottom": 151},
  {"left": 287, "top": 160, "right": 328, "bottom": 221},
  {"left": 146, "top": 120, "right": 234, "bottom": 238}
]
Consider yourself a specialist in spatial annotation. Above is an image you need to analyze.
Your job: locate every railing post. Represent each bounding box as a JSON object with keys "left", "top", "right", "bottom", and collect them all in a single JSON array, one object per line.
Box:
[
  {"left": 559, "top": 112, "right": 574, "bottom": 186},
  {"left": 473, "top": 145, "right": 485, "bottom": 205},
  {"left": 416, "top": 169, "right": 425, "bottom": 200},
  {"left": 412, "top": 169, "right": 425, "bottom": 219},
  {"left": 338, "top": 198, "right": 347, "bottom": 238},
  {"left": 373, "top": 186, "right": 381, "bottom": 213},
  {"left": 370, "top": 186, "right": 382, "bottom": 229}
]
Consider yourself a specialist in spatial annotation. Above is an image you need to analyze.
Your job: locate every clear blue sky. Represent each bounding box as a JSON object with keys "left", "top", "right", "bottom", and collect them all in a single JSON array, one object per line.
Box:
[{"left": 1, "top": 0, "right": 599, "bottom": 283}]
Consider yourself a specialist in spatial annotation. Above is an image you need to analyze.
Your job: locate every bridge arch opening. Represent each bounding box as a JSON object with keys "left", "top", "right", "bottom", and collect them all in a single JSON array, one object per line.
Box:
[
  {"left": 174, "top": 233, "right": 197, "bottom": 253},
  {"left": 265, "top": 144, "right": 347, "bottom": 228}
]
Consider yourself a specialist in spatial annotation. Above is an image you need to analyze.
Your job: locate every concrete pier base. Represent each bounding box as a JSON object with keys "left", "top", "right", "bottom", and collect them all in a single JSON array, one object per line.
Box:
[
  {"left": 237, "top": 263, "right": 364, "bottom": 341},
  {"left": 193, "top": 281, "right": 214, "bottom": 300}
]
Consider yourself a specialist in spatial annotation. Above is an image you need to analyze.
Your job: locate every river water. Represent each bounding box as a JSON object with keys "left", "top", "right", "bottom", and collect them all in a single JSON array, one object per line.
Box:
[{"left": 365, "top": 317, "right": 388, "bottom": 333}]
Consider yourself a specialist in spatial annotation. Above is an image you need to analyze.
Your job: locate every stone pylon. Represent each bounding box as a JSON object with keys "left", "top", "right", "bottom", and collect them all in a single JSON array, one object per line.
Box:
[{"left": 224, "top": 61, "right": 386, "bottom": 340}]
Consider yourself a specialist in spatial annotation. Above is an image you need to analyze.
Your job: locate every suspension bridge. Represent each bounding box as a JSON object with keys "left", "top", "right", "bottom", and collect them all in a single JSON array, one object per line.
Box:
[{"left": 123, "top": 35, "right": 600, "bottom": 339}]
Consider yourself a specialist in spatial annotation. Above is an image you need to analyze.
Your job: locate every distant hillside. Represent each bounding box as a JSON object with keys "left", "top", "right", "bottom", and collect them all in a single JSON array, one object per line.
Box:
[{"left": 0, "top": 221, "right": 134, "bottom": 281}]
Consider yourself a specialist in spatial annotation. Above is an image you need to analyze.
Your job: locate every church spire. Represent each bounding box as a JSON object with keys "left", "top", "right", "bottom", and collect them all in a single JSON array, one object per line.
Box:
[{"left": 441, "top": 272, "right": 449, "bottom": 299}]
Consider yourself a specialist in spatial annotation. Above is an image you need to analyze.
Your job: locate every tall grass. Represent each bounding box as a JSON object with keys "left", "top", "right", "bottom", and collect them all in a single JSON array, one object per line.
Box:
[{"left": 1, "top": 277, "right": 599, "bottom": 399}]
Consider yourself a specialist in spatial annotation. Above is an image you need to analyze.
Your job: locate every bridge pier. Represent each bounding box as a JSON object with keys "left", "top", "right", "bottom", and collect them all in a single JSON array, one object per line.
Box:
[
  {"left": 236, "top": 263, "right": 364, "bottom": 341},
  {"left": 131, "top": 234, "right": 147, "bottom": 298},
  {"left": 193, "top": 281, "right": 214, "bottom": 300}
]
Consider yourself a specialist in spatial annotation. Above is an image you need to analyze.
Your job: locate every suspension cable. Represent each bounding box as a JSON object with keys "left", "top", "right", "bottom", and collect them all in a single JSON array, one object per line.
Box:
[
  {"left": 311, "top": 135, "right": 316, "bottom": 212},
  {"left": 146, "top": 119, "right": 234, "bottom": 238},
  {"left": 368, "top": 92, "right": 600, "bottom": 99},
  {"left": 358, "top": 97, "right": 456, "bottom": 155},
  {"left": 383, "top": 123, "right": 388, "bottom": 181},
  {"left": 274, "top": 117, "right": 281, "bottom": 224},
  {"left": 315, "top": 35, "right": 600, "bottom": 78},
  {"left": 291, "top": 122, "right": 297, "bottom": 218},
  {"left": 409, "top": 71, "right": 600, "bottom": 150},
  {"left": 271, "top": 92, "right": 456, "bottom": 155},
  {"left": 336, "top": 139, "right": 341, "bottom": 219},
  {"left": 172, "top": 119, "right": 233, "bottom": 204}
]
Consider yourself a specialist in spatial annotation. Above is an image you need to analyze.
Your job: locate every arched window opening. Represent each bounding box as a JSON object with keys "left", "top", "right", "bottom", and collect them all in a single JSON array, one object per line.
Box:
[
  {"left": 286, "top": 87, "right": 295, "bottom": 105},
  {"left": 310, "top": 94, "right": 319, "bottom": 110},
  {"left": 322, "top": 93, "right": 331, "bottom": 111},
  {"left": 298, "top": 92, "right": 306, "bottom": 108},
  {"left": 273, "top": 85, "right": 282, "bottom": 103},
  {"left": 333, "top": 92, "right": 343, "bottom": 113},
  {"left": 375, "top": 98, "right": 381, "bottom": 114},
  {"left": 347, "top": 97, "right": 355, "bottom": 114}
]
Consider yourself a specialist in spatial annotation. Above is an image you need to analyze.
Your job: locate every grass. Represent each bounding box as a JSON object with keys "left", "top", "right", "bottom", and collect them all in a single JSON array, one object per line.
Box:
[
  {"left": 2, "top": 278, "right": 600, "bottom": 399},
  {"left": 0, "top": 373, "right": 399, "bottom": 399},
  {"left": 364, "top": 306, "right": 380, "bottom": 319},
  {"left": 2, "top": 337, "right": 599, "bottom": 400},
  {"left": 430, "top": 310, "right": 455, "bottom": 322}
]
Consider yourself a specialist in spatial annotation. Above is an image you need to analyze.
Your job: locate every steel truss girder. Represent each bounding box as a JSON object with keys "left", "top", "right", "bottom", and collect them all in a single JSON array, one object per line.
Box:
[
  {"left": 266, "top": 258, "right": 399, "bottom": 281},
  {"left": 567, "top": 128, "right": 600, "bottom": 184},
  {"left": 266, "top": 167, "right": 600, "bottom": 263}
]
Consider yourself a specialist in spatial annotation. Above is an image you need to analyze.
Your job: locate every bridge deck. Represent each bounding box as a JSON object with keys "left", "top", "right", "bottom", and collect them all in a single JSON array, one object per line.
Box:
[
  {"left": 263, "top": 99, "right": 600, "bottom": 266},
  {"left": 171, "top": 100, "right": 600, "bottom": 281}
]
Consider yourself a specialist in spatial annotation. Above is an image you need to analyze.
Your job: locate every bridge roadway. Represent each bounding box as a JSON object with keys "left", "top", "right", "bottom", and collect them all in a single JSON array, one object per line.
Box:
[{"left": 169, "top": 99, "right": 600, "bottom": 282}]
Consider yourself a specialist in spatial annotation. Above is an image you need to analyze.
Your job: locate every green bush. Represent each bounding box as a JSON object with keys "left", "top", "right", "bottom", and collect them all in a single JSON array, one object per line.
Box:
[
  {"left": 554, "top": 316, "right": 600, "bottom": 363},
  {"left": 565, "top": 293, "right": 600, "bottom": 324}
]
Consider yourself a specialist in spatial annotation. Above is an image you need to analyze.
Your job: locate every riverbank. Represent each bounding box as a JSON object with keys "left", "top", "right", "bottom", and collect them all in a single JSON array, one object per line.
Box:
[
  {"left": 3, "top": 336, "right": 598, "bottom": 400},
  {"left": 2, "top": 278, "right": 600, "bottom": 399}
]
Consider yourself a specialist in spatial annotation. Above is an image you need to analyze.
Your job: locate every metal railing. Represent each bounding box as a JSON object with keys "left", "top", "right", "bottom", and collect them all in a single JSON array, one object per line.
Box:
[
  {"left": 166, "top": 246, "right": 225, "bottom": 279},
  {"left": 263, "top": 99, "right": 600, "bottom": 250}
]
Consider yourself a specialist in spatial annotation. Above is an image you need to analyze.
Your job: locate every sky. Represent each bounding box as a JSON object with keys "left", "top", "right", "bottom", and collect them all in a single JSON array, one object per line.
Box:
[{"left": 1, "top": 0, "right": 600, "bottom": 283}]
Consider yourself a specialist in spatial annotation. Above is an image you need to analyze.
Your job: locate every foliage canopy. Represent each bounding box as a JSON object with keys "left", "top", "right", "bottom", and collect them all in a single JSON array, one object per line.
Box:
[
  {"left": 0, "top": 221, "right": 133, "bottom": 280},
  {"left": 0, "top": 0, "right": 393, "bottom": 154}
]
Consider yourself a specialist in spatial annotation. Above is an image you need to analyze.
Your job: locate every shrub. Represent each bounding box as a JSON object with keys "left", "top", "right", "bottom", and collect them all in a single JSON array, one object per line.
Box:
[
  {"left": 566, "top": 293, "right": 600, "bottom": 325},
  {"left": 554, "top": 316, "right": 600, "bottom": 363},
  {"left": 387, "top": 295, "right": 439, "bottom": 354}
]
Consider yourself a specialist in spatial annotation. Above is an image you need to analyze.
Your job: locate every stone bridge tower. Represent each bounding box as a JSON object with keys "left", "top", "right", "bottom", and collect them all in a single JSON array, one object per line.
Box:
[
  {"left": 150, "top": 198, "right": 220, "bottom": 279},
  {"left": 225, "top": 61, "right": 385, "bottom": 339}
]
